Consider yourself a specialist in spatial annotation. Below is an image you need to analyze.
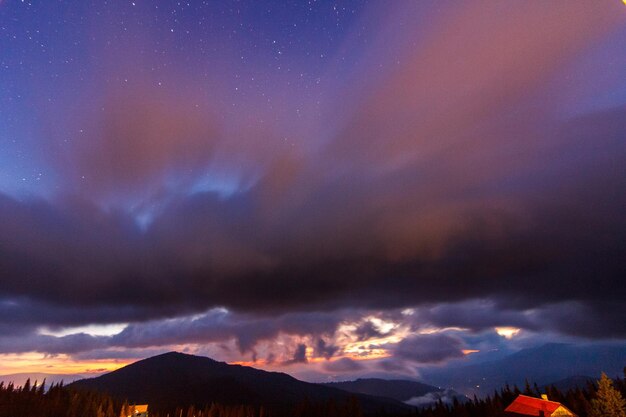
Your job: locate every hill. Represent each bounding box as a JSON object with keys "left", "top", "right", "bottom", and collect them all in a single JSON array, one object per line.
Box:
[
  {"left": 322, "top": 378, "right": 468, "bottom": 407},
  {"left": 68, "top": 352, "right": 411, "bottom": 415}
]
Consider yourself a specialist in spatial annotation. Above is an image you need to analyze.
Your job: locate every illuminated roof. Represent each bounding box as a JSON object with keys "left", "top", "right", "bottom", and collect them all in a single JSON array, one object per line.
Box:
[{"left": 505, "top": 395, "right": 576, "bottom": 417}]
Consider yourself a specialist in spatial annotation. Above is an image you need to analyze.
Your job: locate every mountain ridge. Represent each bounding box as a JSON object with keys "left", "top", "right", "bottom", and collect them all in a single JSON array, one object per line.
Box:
[
  {"left": 421, "top": 342, "right": 626, "bottom": 396},
  {"left": 321, "top": 378, "right": 468, "bottom": 407},
  {"left": 68, "top": 351, "right": 412, "bottom": 415}
]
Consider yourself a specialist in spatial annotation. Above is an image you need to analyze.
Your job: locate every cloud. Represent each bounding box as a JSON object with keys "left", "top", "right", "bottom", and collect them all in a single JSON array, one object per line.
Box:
[
  {"left": 405, "top": 389, "right": 463, "bottom": 408},
  {"left": 410, "top": 300, "right": 537, "bottom": 333},
  {"left": 315, "top": 339, "right": 340, "bottom": 360},
  {"left": 72, "top": 348, "right": 169, "bottom": 361},
  {"left": 377, "top": 359, "right": 412, "bottom": 374},
  {"left": 527, "top": 302, "right": 626, "bottom": 339},
  {"left": 284, "top": 344, "right": 307, "bottom": 365},
  {"left": 0, "top": 299, "right": 612, "bottom": 359},
  {"left": 0, "top": 333, "right": 107, "bottom": 355},
  {"left": 393, "top": 333, "right": 465, "bottom": 364},
  {"left": 69, "top": 91, "right": 221, "bottom": 199},
  {"left": 0, "top": 306, "right": 347, "bottom": 358},
  {"left": 354, "top": 321, "right": 385, "bottom": 342},
  {"left": 109, "top": 309, "right": 343, "bottom": 354},
  {"left": 323, "top": 357, "right": 364, "bottom": 373}
]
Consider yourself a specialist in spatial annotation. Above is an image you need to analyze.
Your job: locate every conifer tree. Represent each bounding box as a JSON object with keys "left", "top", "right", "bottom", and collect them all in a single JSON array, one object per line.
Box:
[
  {"left": 589, "top": 373, "right": 626, "bottom": 417},
  {"left": 120, "top": 401, "right": 130, "bottom": 417},
  {"left": 22, "top": 378, "right": 31, "bottom": 393}
]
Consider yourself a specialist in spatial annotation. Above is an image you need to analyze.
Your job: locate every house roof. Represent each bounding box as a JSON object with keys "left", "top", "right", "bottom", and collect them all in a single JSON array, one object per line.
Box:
[{"left": 505, "top": 395, "right": 575, "bottom": 417}]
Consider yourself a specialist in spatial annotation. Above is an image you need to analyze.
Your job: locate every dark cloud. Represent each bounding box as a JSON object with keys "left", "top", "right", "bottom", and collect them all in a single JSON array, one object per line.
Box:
[
  {"left": 0, "top": 300, "right": 613, "bottom": 358},
  {"left": 354, "top": 321, "right": 385, "bottom": 342},
  {"left": 0, "top": 333, "right": 107, "bottom": 355},
  {"left": 323, "top": 358, "right": 364, "bottom": 373},
  {"left": 285, "top": 344, "right": 307, "bottom": 365},
  {"left": 72, "top": 348, "right": 169, "bottom": 361},
  {"left": 393, "top": 333, "right": 465, "bottom": 364},
  {"left": 2, "top": 104, "right": 625, "bottom": 341},
  {"left": 315, "top": 339, "right": 340, "bottom": 360},
  {"left": 410, "top": 301, "right": 537, "bottom": 333},
  {"left": 0, "top": 297, "right": 185, "bottom": 329},
  {"left": 527, "top": 302, "right": 626, "bottom": 339},
  {"left": 109, "top": 309, "right": 342, "bottom": 354},
  {"left": 0, "top": 307, "right": 346, "bottom": 357}
]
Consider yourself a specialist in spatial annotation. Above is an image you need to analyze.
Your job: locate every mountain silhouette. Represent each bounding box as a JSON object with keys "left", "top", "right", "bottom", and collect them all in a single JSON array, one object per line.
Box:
[
  {"left": 321, "top": 378, "right": 468, "bottom": 407},
  {"left": 69, "top": 352, "right": 411, "bottom": 415},
  {"left": 323, "top": 378, "right": 440, "bottom": 401},
  {"left": 421, "top": 343, "right": 626, "bottom": 396}
]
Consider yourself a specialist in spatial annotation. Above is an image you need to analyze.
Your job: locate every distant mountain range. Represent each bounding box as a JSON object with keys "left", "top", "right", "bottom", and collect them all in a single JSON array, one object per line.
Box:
[
  {"left": 321, "top": 378, "right": 468, "bottom": 407},
  {"left": 0, "top": 372, "right": 89, "bottom": 387},
  {"left": 68, "top": 352, "right": 412, "bottom": 415},
  {"left": 421, "top": 343, "right": 626, "bottom": 396}
]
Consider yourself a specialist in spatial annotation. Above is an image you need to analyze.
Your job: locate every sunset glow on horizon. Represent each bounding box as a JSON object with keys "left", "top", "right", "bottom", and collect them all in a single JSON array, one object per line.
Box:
[{"left": 0, "top": 353, "right": 129, "bottom": 376}]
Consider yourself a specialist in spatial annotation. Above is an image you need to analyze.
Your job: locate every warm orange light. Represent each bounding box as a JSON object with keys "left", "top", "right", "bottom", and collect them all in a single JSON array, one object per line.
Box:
[
  {"left": 230, "top": 360, "right": 261, "bottom": 367},
  {"left": 462, "top": 349, "right": 480, "bottom": 355},
  {"left": 0, "top": 352, "right": 131, "bottom": 375}
]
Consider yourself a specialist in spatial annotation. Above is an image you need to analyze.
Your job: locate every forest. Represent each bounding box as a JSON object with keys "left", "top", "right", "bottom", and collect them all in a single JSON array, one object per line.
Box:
[{"left": 0, "top": 372, "right": 624, "bottom": 417}]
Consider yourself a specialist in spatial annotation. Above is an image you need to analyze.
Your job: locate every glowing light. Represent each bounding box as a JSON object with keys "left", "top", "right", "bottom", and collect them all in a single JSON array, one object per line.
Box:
[
  {"left": 495, "top": 327, "right": 521, "bottom": 339},
  {"left": 462, "top": 349, "right": 480, "bottom": 355},
  {"left": 230, "top": 360, "right": 264, "bottom": 367},
  {"left": 335, "top": 319, "right": 410, "bottom": 360},
  {"left": 341, "top": 333, "right": 404, "bottom": 359}
]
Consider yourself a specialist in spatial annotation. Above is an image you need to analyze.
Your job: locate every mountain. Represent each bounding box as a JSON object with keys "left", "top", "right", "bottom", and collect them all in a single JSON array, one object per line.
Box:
[
  {"left": 322, "top": 378, "right": 468, "bottom": 407},
  {"left": 68, "top": 352, "right": 412, "bottom": 415},
  {"left": 0, "top": 372, "right": 89, "bottom": 388},
  {"left": 323, "top": 378, "right": 442, "bottom": 402},
  {"left": 421, "top": 343, "right": 626, "bottom": 397}
]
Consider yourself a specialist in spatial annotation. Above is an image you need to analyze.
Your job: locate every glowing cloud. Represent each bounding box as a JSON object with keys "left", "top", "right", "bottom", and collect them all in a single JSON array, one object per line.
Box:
[
  {"left": 39, "top": 323, "right": 128, "bottom": 338},
  {"left": 495, "top": 327, "right": 521, "bottom": 339}
]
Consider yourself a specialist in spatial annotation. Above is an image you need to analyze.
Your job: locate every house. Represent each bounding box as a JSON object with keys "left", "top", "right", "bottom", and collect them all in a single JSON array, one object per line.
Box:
[
  {"left": 131, "top": 404, "right": 149, "bottom": 417},
  {"left": 505, "top": 394, "right": 576, "bottom": 417}
]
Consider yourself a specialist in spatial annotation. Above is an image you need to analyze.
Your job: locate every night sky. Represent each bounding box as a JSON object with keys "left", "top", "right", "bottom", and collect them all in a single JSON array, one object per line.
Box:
[{"left": 1, "top": 1, "right": 625, "bottom": 381}]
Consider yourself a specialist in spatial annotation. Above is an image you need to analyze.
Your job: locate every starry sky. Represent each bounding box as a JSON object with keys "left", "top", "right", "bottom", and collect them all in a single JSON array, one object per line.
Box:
[{"left": 0, "top": 1, "right": 625, "bottom": 383}]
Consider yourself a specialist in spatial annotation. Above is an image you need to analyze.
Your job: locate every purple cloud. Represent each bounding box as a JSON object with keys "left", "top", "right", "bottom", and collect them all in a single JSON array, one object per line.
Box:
[{"left": 393, "top": 333, "right": 465, "bottom": 364}]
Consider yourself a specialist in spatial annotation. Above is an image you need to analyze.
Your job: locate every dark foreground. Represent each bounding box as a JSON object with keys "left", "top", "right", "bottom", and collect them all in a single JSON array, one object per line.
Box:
[{"left": 1, "top": 372, "right": 625, "bottom": 417}]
